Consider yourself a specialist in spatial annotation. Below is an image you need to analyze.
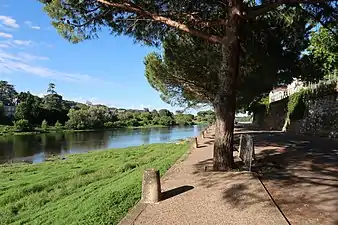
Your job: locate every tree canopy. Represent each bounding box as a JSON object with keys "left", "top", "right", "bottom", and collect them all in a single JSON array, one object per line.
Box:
[
  {"left": 0, "top": 80, "right": 205, "bottom": 130},
  {"left": 39, "top": 0, "right": 337, "bottom": 45},
  {"left": 144, "top": 7, "right": 325, "bottom": 111},
  {"left": 0, "top": 81, "right": 17, "bottom": 104},
  {"left": 308, "top": 27, "right": 338, "bottom": 77}
]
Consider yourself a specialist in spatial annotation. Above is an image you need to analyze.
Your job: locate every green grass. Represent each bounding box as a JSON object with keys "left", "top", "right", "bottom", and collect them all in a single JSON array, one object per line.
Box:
[{"left": 0, "top": 142, "right": 189, "bottom": 225}]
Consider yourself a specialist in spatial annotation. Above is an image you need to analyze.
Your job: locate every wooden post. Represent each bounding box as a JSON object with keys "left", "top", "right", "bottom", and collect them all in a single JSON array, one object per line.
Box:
[
  {"left": 194, "top": 137, "right": 198, "bottom": 148},
  {"left": 141, "top": 168, "right": 161, "bottom": 203},
  {"left": 202, "top": 131, "right": 205, "bottom": 138}
]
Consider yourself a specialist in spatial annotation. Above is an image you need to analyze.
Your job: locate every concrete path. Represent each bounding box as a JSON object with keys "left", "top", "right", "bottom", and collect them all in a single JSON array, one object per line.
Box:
[
  {"left": 250, "top": 132, "right": 338, "bottom": 225},
  {"left": 119, "top": 126, "right": 289, "bottom": 225}
]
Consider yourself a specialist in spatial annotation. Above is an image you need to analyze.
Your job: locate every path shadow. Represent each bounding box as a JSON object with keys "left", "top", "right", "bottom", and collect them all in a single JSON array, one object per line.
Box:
[
  {"left": 252, "top": 133, "right": 338, "bottom": 225},
  {"left": 192, "top": 131, "right": 338, "bottom": 224},
  {"left": 202, "top": 140, "right": 214, "bottom": 145},
  {"left": 221, "top": 181, "right": 271, "bottom": 210},
  {"left": 161, "top": 185, "right": 194, "bottom": 201},
  {"left": 197, "top": 145, "right": 207, "bottom": 148}
]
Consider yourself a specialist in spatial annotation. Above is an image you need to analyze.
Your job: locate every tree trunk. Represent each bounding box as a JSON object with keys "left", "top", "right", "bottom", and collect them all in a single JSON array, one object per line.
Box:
[{"left": 213, "top": 1, "right": 241, "bottom": 171}]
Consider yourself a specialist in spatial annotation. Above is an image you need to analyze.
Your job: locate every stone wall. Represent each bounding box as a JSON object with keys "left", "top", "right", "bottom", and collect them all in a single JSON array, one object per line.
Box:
[
  {"left": 252, "top": 98, "right": 288, "bottom": 130},
  {"left": 252, "top": 92, "right": 338, "bottom": 137}
]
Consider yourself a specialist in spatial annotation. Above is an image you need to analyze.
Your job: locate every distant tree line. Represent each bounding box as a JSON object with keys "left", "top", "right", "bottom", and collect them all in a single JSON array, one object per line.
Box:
[{"left": 0, "top": 81, "right": 214, "bottom": 131}]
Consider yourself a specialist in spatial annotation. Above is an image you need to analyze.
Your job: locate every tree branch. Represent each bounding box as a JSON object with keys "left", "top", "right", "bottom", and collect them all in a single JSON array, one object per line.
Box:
[
  {"left": 70, "top": 10, "right": 110, "bottom": 27},
  {"left": 246, "top": 3, "right": 280, "bottom": 19},
  {"left": 296, "top": 5, "right": 338, "bottom": 36},
  {"left": 96, "top": 0, "right": 224, "bottom": 43},
  {"left": 247, "top": 0, "right": 337, "bottom": 19}
]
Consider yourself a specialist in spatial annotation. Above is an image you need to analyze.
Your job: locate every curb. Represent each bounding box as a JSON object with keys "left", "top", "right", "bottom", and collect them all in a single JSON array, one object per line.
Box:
[
  {"left": 253, "top": 173, "right": 291, "bottom": 225},
  {"left": 118, "top": 139, "right": 196, "bottom": 225}
]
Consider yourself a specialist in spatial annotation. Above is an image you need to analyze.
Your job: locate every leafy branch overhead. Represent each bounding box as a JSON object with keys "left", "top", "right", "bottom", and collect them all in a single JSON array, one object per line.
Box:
[
  {"left": 144, "top": 6, "right": 325, "bottom": 110},
  {"left": 41, "top": 0, "right": 337, "bottom": 44}
]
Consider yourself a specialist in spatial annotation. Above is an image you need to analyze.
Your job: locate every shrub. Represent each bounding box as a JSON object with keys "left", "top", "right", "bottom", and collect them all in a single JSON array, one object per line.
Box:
[
  {"left": 54, "top": 120, "right": 63, "bottom": 129},
  {"left": 14, "top": 119, "right": 32, "bottom": 132},
  {"left": 287, "top": 90, "right": 307, "bottom": 121},
  {"left": 104, "top": 121, "right": 115, "bottom": 128},
  {"left": 113, "top": 121, "right": 125, "bottom": 128},
  {"left": 41, "top": 120, "right": 48, "bottom": 130}
]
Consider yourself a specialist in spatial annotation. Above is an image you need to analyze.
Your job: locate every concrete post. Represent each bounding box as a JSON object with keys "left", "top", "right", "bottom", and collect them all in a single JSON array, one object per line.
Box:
[
  {"left": 194, "top": 137, "right": 198, "bottom": 148},
  {"left": 141, "top": 169, "right": 161, "bottom": 203}
]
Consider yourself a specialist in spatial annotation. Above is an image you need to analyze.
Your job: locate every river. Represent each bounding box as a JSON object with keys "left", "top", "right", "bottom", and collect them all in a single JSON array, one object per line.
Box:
[{"left": 0, "top": 125, "right": 206, "bottom": 164}]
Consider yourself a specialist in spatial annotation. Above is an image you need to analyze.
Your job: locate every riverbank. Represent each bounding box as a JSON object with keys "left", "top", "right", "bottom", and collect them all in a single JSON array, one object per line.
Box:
[
  {"left": 0, "top": 142, "right": 189, "bottom": 225},
  {"left": 0, "top": 123, "right": 208, "bottom": 136},
  {"left": 0, "top": 125, "right": 164, "bottom": 136}
]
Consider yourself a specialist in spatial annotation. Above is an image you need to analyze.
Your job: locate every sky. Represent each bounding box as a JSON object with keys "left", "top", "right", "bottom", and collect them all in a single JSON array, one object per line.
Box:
[{"left": 0, "top": 0, "right": 201, "bottom": 113}]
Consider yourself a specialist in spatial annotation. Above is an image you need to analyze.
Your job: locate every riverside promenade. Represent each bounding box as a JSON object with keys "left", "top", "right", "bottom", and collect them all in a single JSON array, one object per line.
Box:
[{"left": 119, "top": 125, "right": 289, "bottom": 225}]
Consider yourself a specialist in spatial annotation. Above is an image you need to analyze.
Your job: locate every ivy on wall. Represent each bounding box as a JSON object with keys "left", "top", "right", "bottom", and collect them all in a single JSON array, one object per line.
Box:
[
  {"left": 256, "top": 79, "right": 338, "bottom": 123},
  {"left": 287, "top": 90, "right": 307, "bottom": 121},
  {"left": 284, "top": 79, "right": 337, "bottom": 122}
]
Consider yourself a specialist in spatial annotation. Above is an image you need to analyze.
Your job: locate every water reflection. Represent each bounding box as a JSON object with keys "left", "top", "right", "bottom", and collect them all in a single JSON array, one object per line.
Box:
[{"left": 0, "top": 125, "right": 206, "bottom": 163}]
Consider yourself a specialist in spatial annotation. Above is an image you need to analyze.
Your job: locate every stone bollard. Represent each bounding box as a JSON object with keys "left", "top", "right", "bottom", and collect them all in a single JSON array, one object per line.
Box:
[
  {"left": 194, "top": 137, "right": 198, "bottom": 148},
  {"left": 141, "top": 169, "right": 161, "bottom": 203}
]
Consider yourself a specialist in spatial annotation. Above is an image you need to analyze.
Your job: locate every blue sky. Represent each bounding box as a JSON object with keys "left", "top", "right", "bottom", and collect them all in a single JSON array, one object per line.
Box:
[{"left": 0, "top": 1, "right": 196, "bottom": 112}]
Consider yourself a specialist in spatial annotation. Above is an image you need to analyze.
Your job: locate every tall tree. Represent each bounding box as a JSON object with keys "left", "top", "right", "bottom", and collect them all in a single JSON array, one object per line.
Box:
[
  {"left": 15, "top": 92, "right": 43, "bottom": 124},
  {"left": 0, "top": 81, "right": 17, "bottom": 104},
  {"left": 43, "top": 83, "right": 69, "bottom": 124},
  {"left": 43, "top": 83, "right": 63, "bottom": 111},
  {"left": 47, "top": 83, "right": 56, "bottom": 94},
  {"left": 40, "top": 0, "right": 337, "bottom": 170},
  {"left": 308, "top": 27, "right": 338, "bottom": 77}
]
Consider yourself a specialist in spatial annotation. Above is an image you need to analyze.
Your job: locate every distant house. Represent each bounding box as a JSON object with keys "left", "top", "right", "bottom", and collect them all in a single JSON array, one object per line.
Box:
[
  {"left": 269, "top": 78, "right": 304, "bottom": 103},
  {"left": 117, "top": 108, "right": 127, "bottom": 113},
  {"left": 2, "top": 99, "right": 17, "bottom": 117},
  {"left": 4, "top": 105, "right": 16, "bottom": 116},
  {"left": 269, "top": 86, "right": 288, "bottom": 103}
]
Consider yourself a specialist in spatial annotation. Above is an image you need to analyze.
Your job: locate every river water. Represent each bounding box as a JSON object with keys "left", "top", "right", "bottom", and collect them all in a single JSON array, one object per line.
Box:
[{"left": 0, "top": 125, "right": 206, "bottom": 164}]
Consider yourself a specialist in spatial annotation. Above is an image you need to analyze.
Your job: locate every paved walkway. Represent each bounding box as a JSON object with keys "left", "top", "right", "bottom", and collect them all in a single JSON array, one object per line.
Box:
[
  {"left": 251, "top": 132, "right": 338, "bottom": 225},
  {"left": 119, "top": 126, "right": 288, "bottom": 225}
]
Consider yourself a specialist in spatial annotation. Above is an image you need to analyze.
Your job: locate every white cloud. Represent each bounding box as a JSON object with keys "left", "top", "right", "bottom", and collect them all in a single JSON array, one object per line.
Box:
[
  {"left": 24, "top": 21, "right": 32, "bottom": 26},
  {"left": 0, "top": 15, "right": 19, "bottom": 29},
  {"left": 30, "top": 92, "right": 45, "bottom": 98},
  {"left": 1, "top": 61, "right": 93, "bottom": 82},
  {"left": 0, "top": 32, "right": 12, "bottom": 38},
  {"left": 17, "top": 52, "right": 49, "bottom": 61},
  {"left": 0, "top": 50, "right": 111, "bottom": 84},
  {"left": 24, "top": 21, "right": 41, "bottom": 30},
  {"left": 66, "top": 96, "right": 109, "bottom": 105},
  {"left": 12, "top": 40, "right": 33, "bottom": 46},
  {"left": 0, "top": 39, "right": 34, "bottom": 50}
]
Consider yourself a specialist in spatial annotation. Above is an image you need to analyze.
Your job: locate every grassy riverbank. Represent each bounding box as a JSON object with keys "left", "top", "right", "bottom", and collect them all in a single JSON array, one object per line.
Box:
[{"left": 0, "top": 142, "right": 189, "bottom": 225}]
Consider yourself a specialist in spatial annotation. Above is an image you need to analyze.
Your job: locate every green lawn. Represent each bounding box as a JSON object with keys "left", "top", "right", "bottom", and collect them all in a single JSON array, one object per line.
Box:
[{"left": 0, "top": 142, "right": 189, "bottom": 225}]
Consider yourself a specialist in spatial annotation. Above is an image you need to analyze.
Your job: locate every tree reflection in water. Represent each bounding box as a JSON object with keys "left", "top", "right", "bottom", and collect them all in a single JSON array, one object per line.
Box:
[{"left": 0, "top": 125, "right": 207, "bottom": 163}]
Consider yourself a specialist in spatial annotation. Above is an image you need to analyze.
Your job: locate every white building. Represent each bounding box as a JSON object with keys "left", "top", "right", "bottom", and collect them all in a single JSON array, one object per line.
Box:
[
  {"left": 4, "top": 105, "right": 16, "bottom": 116},
  {"left": 269, "top": 78, "right": 304, "bottom": 103}
]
